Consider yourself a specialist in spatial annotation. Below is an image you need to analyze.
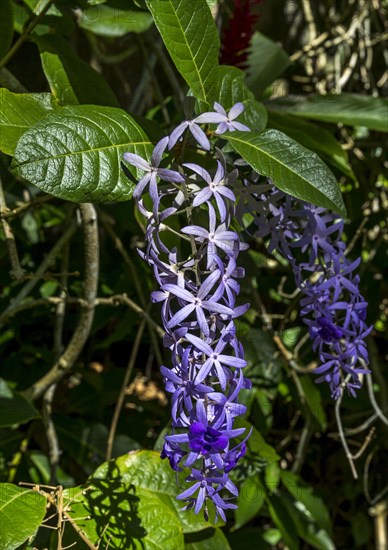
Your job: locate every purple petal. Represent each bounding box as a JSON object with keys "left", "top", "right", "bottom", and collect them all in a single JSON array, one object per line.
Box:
[
  {"left": 183, "top": 163, "right": 211, "bottom": 183},
  {"left": 189, "top": 123, "right": 210, "bottom": 150},
  {"left": 123, "top": 152, "right": 150, "bottom": 172},
  {"left": 168, "top": 122, "right": 188, "bottom": 149},
  {"left": 228, "top": 102, "right": 245, "bottom": 119},
  {"left": 194, "top": 112, "right": 227, "bottom": 124},
  {"left": 167, "top": 303, "right": 195, "bottom": 328},
  {"left": 151, "top": 136, "right": 169, "bottom": 166}
]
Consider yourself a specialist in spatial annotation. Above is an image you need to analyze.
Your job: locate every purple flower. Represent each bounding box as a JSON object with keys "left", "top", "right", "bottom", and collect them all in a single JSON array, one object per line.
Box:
[
  {"left": 168, "top": 120, "right": 210, "bottom": 151},
  {"left": 194, "top": 102, "right": 250, "bottom": 134}
]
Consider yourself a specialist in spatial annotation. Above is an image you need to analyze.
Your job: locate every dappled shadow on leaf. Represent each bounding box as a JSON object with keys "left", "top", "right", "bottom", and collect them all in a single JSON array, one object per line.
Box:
[{"left": 85, "top": 461, "right": 147, "bottom": 549}]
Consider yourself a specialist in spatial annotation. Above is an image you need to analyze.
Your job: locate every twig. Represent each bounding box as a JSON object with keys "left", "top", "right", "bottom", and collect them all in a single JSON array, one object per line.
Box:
[
  {"left": 106, "top": 317, "right": 146, "bottom": 460},
  {"left": 0, "top": 218, "right": 77, "bottom": 323},
  {"left": 42, "top": 244, "right": 69, "bottom": 485},
  {"left": 3, "top": 194, "right": 52, "bottom": 219},
  {"left": 0, "top": 175, "right": 24, "bottom": 280},
  {"left": 366, "top": 372, "right": 388, "bottom": 427},
  {"left": 23, "top": 204, "right": 99, "bottom": 401},
  {"left": 0, "top": 68, "right": 28, "bottom": 92},
  {"left": 0, "top": 294, "right": 165, "bottom": 337},
  {"left": 335, "top": 375, "right": 358, "bottom": 479},
  {"left": 0, "top": 0, "right": 56, "bottom": 70}
]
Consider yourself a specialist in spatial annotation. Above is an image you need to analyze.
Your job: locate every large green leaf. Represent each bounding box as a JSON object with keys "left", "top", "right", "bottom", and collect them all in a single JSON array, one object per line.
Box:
[
  {"left": 268, "top": 94, "right": 388, "bottom": 132},
  {"left": 224, "top": 129, "right": 346, "bottom": 217},
  {"left": 91, "top": 450, "right": 211, "bottom": 533},
  {"left": 281, "top": 471, "right": 332, "bottom": 534},
  {"left": 36, "top": 34, "right": 119, "bottom": 106},
  {"left": 185, "top": 528, "right": 231, "bottom": 549},
  {"left": 268, "top": 111, "right": 354, "bottom": 179},
  {"left": 267, "top": 494, "right": 299, "bottom": 550},
  {"left": 0, "top": 483, "right": 47, "bottom": 550},
  {"left": 0, "top": 89, "right": 55, "bottom": 156},
  {"left": 78, "top": 1, "right": 153, "bottom": 36},
  {"left": 12, "top": 105, "right": 153, "bottom": 203},
  {"left": 146, "top": 0, "right": 219, "bottom": 105},
  {"left": 62, "top": 480, "right": 184, "bottom": 550},
  {"left": 246, "top": 32, "right": 290, "bottom": 96},
  {"left": 0, "top": 0, "right": 13, "bottom": 59},
  {"left": 0, "top": 378, "right": 40, "bottom": 428}
]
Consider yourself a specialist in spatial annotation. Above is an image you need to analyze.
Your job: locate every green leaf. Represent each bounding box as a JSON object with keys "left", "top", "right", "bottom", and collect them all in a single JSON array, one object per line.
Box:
[
  {"left": 224, "top": 129, "right": 346, "bottom": 217},
  {"left": 0, "top": 378, "right": 40, "bottom": 428},
  {"left": 233, "top": 476, "right": 265, "bottom": 530},
  {"left": 0, "top": 89, "right": 55, "bottom": 156},
  {"left": 55, "top": 415, "right": 140, "bottom": 475},
  {"left": 0, "top": 483, "right": 47, "bottom": 550},
  {"left": 36, "top": 34, "right": 119, "bottom": 106},
  {"left": 12, "top": 105, "right": 152, "bottom": 203},
  {"left": 268, "top": 94, "right": 388, "bottom": 132},
  {"left": 78, "top": 1, "right": 153, "bottom": 36},
  {"left": 227, "top": 528, "right": 272, "bottom": 550},
  {"left": 62, "top": 479, "right": 184, "bottom": 550},
  {"left": 217, "top": 66, "right": 267, "bottom": 133},
  {"left": 280, "top": 494, "right": 335, "bottom": 550},
  {"left": 146, "top": 0, "right": 219, "bottom": 105},
  {"left": 246, "top": 32, "right": 290, "bottom": 96},
  {"left": 185, "top": 528, "right": 231, "bottom": 549},
  {"left": 234, "top": 418, "right": 280, "bottom": 463},
  {"left": 267, "top": 494, "right": 299, "bottom": 550},
  {"left": 299, "top": 376, "right": 327, "bottom": 430},
  {"left": 268, "top": 111, "right": 355, "bottom": 179},
  {"left": 0, "top": 0, "right": 14, "bottom": 59},
  {"left": 280, "top": 471, "right": 332, "bottom": 534},
  {"left": 91, "top": 450, "right": 211, "bottom": 534}
]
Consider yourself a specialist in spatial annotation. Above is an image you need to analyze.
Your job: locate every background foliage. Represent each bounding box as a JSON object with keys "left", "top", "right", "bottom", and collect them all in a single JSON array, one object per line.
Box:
[{"left": 0, "top": 0, "right": 387, "bottom": 549}]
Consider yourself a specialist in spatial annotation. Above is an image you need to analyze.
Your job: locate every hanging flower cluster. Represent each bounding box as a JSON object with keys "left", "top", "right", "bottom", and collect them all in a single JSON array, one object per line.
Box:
[
  {"left": 123, "top": 101, "right": 371, "bottom": 519},
  {"left": 236, "top": 179, "right": 372, "bottom": 398},
  {"left": 123, "top": 103, "right": 252, "bottom": 521}
]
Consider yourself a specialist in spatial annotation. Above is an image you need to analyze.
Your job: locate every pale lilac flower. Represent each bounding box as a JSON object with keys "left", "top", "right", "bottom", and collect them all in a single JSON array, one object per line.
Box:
[{"left": 194, "top": 102, "right": 250, "bottom": 134}]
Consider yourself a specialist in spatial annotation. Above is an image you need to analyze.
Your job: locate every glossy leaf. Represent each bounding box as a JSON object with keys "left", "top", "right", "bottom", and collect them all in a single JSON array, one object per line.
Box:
[
  {"left": 268, "top": 94, "right": 388, "bottom": 132},
  {"left": 0, "top": 483, "right": 47, "bottom": 550},
  {"left": 281, "top": 471, "right": 332, "bottom": 534},
  {"left": 146, "top": 0, "right": 219, "bottom": 105},
  {"left": 78, "top": 2, "right": 153, "bottom": 37},
  {"left": 185, "top": 528, "right": 231, "bottom": 549},
  {"left": 62, "top": 480, "right": 184, "bottom": 550},
  {"left": 91, "top": 450, "right": 211, "bottom": 533},
  {"left": 246, "top": 32, "right": 290, "bottom": 96},
  {"left": 224, "top": 129, "right": 346, "bottom": 217},
  {"left": 267, "top": 494, "right": 299, "bottom": 550},
  {"left": 234, "top": 476, "right": 265, "bottom": 530},
  {"left": 234, "top": 418, "right": 280, "bottom": 463},
  {"left": 0, "top": 0, "right": 13, "bottom": 59},
  {"left": 36, "top": 34, "right": 119, "bottom": 106},
  {"left": 0, "top": 378, "right": 40, "bottom": 428},
  {"left": 12, "top": 105, "right": 152, "bottom": 203},
  {"left": 268, "top": 111, "right": 355, "bottom": 179},
  {"left": 0, "top": 89, "right": 55, "bottom": 156},
  {"left": 299, "top": 376, "right": 327, "bottom": 429}
]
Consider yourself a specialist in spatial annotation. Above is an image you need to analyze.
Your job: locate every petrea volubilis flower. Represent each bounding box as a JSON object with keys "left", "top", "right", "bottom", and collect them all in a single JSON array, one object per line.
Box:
[
  {"left": 123, "top": 102, "right": 252, "bottom": 521},
  {"left": 236, "top": 177, "right": 372, "bottom": 398}
]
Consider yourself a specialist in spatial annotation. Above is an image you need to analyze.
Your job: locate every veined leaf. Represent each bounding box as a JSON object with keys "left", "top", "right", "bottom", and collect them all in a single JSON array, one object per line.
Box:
[
  {"left": 146, "top": 0, "right": 219, "bottom": 106},
  {"left": 224, "top": 129, "right": 346, "bottom": 217},
  {"left": 0, "top": 89, "right": 55, "bottom": 156},
  {"left": 268, "top": 94, "right": 388, "bottom": 132},
  {"left": 0, "top": 483, "right": 47, "bottom": 550},
  {"left": 12, "top": 105, "right": 152, "bottom": 203},
  {"left": 36, "top": 34, "right": 119, "bottom": 106}
]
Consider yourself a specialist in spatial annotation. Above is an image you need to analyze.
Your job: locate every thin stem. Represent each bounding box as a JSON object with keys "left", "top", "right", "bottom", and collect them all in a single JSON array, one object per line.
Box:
[
  {"left": 23, "top": 204, "right": 99, "bottom": 401},
  {"left": 106, "top": 318, "right": 146, "bottom": 460},
  {"left": 366, "top": 373, "right": 388, "bottom": 427},
  {"left": 0, "top": 0, "right": 56, "bottom": 70},
  {"left": 335, "top": 376, "right": 358, "bottom": 479},
  {"left": 0, "top": 175, "right": 24, "bottom": 280}
]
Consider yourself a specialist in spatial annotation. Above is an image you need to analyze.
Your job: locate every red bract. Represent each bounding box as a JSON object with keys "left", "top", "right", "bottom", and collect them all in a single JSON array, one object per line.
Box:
[{"left": 220, "top": 0, "right": 263, "bottom": 68}]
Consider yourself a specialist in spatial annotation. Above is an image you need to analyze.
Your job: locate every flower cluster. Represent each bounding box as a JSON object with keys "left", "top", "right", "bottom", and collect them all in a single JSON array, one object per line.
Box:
[
  {"left": 236, "top": 178, "right": 371, "bottom": 398},
  {"left": 123, "top": 103, "right": 251, "bottom": 521}
]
